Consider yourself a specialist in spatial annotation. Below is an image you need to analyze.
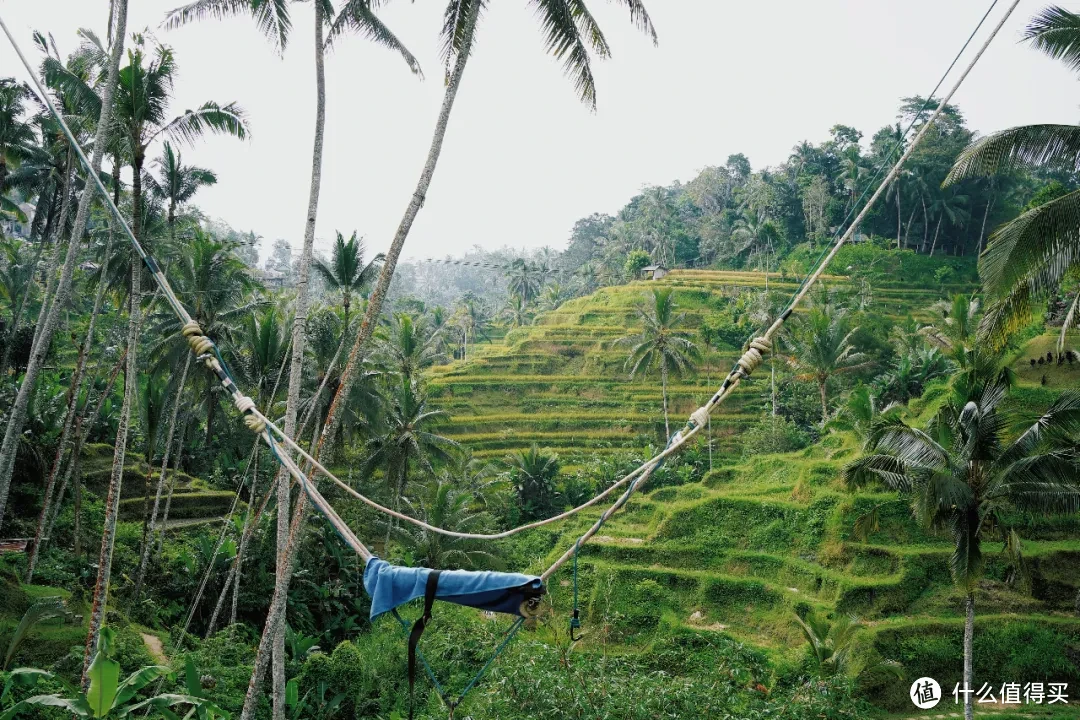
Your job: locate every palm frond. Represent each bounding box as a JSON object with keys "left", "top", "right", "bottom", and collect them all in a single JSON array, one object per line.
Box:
[
  {"left": 528, "top": 0, "right": 598, "bottom": 108},
  {"left": 610, "top": 0, "right": 658, "bottom": 45},
  {"left": 328, "top": 0, "right": 423, "bottom": 77},
  {"left": 163, "top": 0, "right": 291, "bottom": 52},
  {"left": 1023, "top": 5, "right": 1080, "bottom": 73},
  {"left": 946, "top": 124, "right": 1080, "bottom": 183},
  {"left": 158, "top": 101, "right": 249, "bottom": 145},
  {"left": 978, "top": 189, "right": 1080, "bottom": 324},
  {"left": 440, "top": 0, "right": 486, "bottom": 66}
]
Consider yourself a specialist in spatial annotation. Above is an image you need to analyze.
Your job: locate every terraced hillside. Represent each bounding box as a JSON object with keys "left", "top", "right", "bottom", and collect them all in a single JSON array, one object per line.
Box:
[
  {"left": 429, "top": 269, "right": 975, "bottom": 464},
  {"left": 427, "top": 273, "right": 1078, "bottom": 713},
  {"left": 529, "top": 422, "right": 1080, "bottom": 712}
]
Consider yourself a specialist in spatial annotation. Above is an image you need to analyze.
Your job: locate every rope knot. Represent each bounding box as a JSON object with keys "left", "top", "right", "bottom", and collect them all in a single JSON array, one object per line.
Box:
[
  {"left": 688, "top": 406, "right": 711, "bottom": 429},
  {"left": 734, "top": 336, "right": 770, "bottom": 378},
  {"left": 233, "top": 394, "right": 266, "bottom": 433},
  {"left": 182, "top": 320, "right": 215, "bottom": 356}
]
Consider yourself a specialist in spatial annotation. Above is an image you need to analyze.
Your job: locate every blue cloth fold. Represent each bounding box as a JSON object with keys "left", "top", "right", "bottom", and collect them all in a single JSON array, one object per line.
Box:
[{"left": 363, "top": 557, "right": 544, "bottom": 620}]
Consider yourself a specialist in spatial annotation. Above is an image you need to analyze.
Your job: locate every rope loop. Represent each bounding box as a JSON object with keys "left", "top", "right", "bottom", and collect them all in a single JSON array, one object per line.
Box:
[
  {"left": 733, "top": 336, "right": 770, "bottom": 378},
  {"left": 182, "top": 321, "right": 216, "bottom": 356},
  {"left": 233, "top": 395, "right": 266, "bottom": 433}
]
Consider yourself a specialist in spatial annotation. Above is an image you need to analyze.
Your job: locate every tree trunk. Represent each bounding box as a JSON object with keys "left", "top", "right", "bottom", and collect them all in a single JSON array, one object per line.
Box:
[
  {"left": 157, "top": 415, "right": 189, "bottom": 553},
  {"left": 978, "top": 194, "right": 995, "bottom": 256},
  {"left": 240, "top": 10, "right": 478, "bottom": 720},
  {"left": 318, "top": 1, "right": 479, "bottom": 452},
  {"left": 920, "top": 197, "right": 929, "bottom": 253},
  {"left": 929, "top": 215, "right": 942, "bottom": 257},
  {"left": 819, "top": 377, "right": 828, "bottom": 426},
  {"left": 67, "top": 347, "right": 128, "bottom": 558},
  {"left": 896, "top": 192, "right": 902, "bottom": 250},
  {"left": 964, "top": 593, "right": 974, "bottom": 720},
  {"left": 0, "top": 0, "right": 127, "bottom": 528},
  {"left": 903, "top": 205, "right": 918, "bottom": 249},
  {"left": 661, "top": 361, "right": 670, "bottom": 438},
  {"left": 231, "top": 447, "right": 260, "bottom": 626},
  {"left": 28, "top": 220, "right": 119, "bottom": 581},
  {"left": 28, "top": 150, "right": 75, "bottom": 358},
  {"left": 82, "top": 258, "right": 139, "bottom": 685},
  {"left": 132, "top": 354, "right": 191, "bottom": 599},
  {"left": 271, "top": 7, "right": 327, "bottom": 720},
  {"left": 205, "top": 561, "right": 237, "bottom": 639}
]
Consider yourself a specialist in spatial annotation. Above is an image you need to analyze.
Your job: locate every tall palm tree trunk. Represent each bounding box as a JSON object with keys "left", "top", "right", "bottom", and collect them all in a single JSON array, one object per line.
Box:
[
  {"left": 819, "top": 377, "right": 829, "bottom": 426},
  {"left": 82, "top": 259, "right": 139, "bottom": 684},
  {"left": 156, "top": 417, "right": 189, "bottom": 553},
  {"left": 320, "top": 1, "right": 479, "bottom": 449},
  {"left": 929, "top": 215, "right": 942, "bottom": 257},
  {"left": 132, "top": 354, "right": 191, "bottom": 599},
  {"left": 896, "top": 192, "right": 902, "bottom": 249},
  {"left": 978, "top": 194, "right": 995, "bottom": 256},
  {"left": 230, "top": 447, "right": 260, "bottom": 626},
  {"left": 269, "top": 7, "right": 327, "bottom": 720},
  {"left": 28, "top": 150, "right": 75, "bottom": 357},
  {"left": 0, "top": 0, "right": 127, "bottom": 527},
  {"left": 27, "top": 220, "right": 118, "bottom": 581},
  {"left": 67, "top": 347, "right": 128, "bottom": 558},
  {"left": 661, "top": 361, "right": 670, "bottom": 437},
  {"left": 241, "top": 11, "right": 478, "bottom": 720},
  {"left": 964, "top": 593, "right": 974, "bottom": 720}
]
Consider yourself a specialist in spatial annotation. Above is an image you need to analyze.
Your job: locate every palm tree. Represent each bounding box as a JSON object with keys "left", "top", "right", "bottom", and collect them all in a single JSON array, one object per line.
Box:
[
  {"left": 113, "top": 38, "right": 247, "bottom": 250},
  {"left": 235, "top": 306, "right": 290, "bottom": 408},
  {"left": 500, "top": 294, "right": 531, "bottom": 328},
  {"left": 312, "top": 230, "right": 383, "bottom": 328},
  {"left": 362, "top": 379, "right": 461, "bottom": 523},
  {"left": 927, "top": 185, "right": 969, "bottom": 257},
  {"left": 376, "top": 313, "right": 440, "bottom": 385},
  {"left": 620, "top": 288, "right": 698, "bottom": 437},
  {"left": 845, "top": 377, "right": 1080, "bottom": 720},
  {"left": 783, "top": 305, "right": 869, "bottom": 426},
  {"left": 920, "top": 294, "right": 980, "bottom": 365},
  {"left": 453, "top": 294, "right": 491, "bottom": 362},
  {"left": 390, "top": 477, "right": 497, "bottom": 569},
  {"left": 794, "top": 610, "right": 902, "bottom": 680},
  {"left": 504, "top": 444, "right": 560, "bottom": 522},
  {"left": 506, "top": 258, "right": 542, "bottom": 306},
  {"left": 731, "top": 209, "right": 780, "bottom": 268},
  {"left": 943, "top": 7, "right": 1080, "bottom": 348},
  {"left": 145, "top": 141, "right": 217, "bottom": 244},
  {"left": 0, "top": 78, "right": 34, "bottom": 199}
]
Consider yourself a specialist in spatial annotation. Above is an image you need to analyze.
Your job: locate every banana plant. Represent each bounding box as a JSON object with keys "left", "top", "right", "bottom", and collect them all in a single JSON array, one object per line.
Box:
[
  {"left": 0, "top": 628, "right": 225, "bottom": 719},
  {"left": 3, "top": 597, "right": 71, "bottom": 669}
]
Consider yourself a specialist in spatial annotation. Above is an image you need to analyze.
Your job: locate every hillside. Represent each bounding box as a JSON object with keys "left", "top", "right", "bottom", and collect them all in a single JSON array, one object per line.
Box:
[
  {"left": 425, "top": 270, "right": 1080, "bottom": 714},
  {"left": 430, "top": 269, "right": 975, "bottom": 463}
]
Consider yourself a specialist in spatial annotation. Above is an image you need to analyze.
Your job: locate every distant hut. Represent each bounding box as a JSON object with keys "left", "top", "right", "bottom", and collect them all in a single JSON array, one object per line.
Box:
[{"left": 641, "top": 264, "right": 669, "bottom": 280}]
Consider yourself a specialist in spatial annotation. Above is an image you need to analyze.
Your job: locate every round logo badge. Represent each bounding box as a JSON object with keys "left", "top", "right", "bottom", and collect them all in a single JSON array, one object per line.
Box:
[{"left": 910, "top": 677, "right": 942, "bottom": 709}]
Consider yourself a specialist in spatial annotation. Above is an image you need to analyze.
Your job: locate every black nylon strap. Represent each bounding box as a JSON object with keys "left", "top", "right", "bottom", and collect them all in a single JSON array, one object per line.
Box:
[{"left": 408, "top": 570, "right": 441, "bottom": 720}]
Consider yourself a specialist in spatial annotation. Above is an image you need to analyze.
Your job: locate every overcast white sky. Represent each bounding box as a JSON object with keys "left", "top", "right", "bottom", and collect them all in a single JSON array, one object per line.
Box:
[{"left": 1, "top": 1, "right": 1077, "bottom": 264}]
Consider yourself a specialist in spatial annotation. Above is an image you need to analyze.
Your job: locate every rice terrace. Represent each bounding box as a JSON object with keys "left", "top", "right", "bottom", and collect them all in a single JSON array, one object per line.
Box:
[{"left": 0, "top": 1, "right": 1079, "bottom": 719}]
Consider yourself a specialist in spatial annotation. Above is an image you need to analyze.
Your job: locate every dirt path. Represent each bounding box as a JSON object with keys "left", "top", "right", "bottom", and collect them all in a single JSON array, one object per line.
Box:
[{"left": 141, "top": 632, "right": 167, "bottom": 664}]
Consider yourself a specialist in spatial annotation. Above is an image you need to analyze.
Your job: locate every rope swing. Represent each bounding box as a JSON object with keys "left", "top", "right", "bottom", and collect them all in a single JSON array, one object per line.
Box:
[{"left": 0, "top": 0, "right": 1019, "bottom": 712}]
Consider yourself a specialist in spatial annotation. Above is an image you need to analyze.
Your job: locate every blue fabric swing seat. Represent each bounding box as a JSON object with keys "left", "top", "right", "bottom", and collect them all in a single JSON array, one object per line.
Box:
[{"left": 363, "top": 557, "right": 546, "bottom": 619}]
